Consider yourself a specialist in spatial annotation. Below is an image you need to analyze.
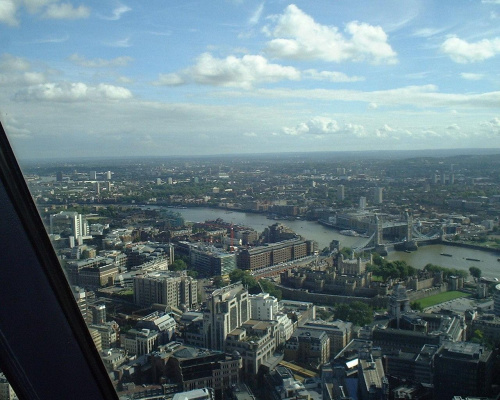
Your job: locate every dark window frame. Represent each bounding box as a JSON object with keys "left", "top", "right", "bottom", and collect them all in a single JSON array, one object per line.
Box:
[{"left": 0, "top": 121, "right": 118, "bottom": 400}]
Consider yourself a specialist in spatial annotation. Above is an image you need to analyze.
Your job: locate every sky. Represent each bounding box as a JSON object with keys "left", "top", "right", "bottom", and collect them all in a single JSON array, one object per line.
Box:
[{"left": 1, "top": 0, "right": 500, "bottom": 160}]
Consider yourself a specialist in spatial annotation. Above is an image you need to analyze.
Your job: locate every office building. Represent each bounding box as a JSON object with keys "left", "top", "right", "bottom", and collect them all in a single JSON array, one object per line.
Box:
[
  {"left": 123, "top": 328, "right": 160, "bottom": 356},
  {"left": 225, "top": 320, "right": 278, "bottom": 375},
  {"left": 302, "top": 320, "right": 353, "bottom": 355},
  {"left": 151, "top": 343, "right": 240, "bottom": 397},
  {"left": 249, "top": 292, "right": 279, "bottom": 321},
  {"left": 89, "top": 170, "right": 97, "bottom": 180},
  {"left": 90, "top": 303, "right": 106, "bottom": 324},
  {"left": 434, "top": 342, "right": 494, "bottom": 399},
  {"left": 188, "top": 243, "right": 236, "bottom": 277},
  {"left": 237, "top": 238, "right": 313, "bottom": 271},
  {"left": 203, "top": 283, "right": 250, "bottom": 350},
  {"left": 133, "top": 271, "right": 198, "bottom": 310},
  {"left": 284, "top": 327, "right": 330, "bottom": 368}
]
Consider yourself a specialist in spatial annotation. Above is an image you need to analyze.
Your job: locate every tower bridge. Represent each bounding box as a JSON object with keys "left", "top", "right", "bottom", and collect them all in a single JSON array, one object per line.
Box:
[{"left": 348, "top": 213, "right": 442, "bottom": 253}]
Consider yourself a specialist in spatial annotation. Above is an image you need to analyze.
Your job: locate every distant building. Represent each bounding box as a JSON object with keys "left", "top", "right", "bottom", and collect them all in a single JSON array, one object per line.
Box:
[
  {"left": 237, "top": 238, "right": 313, "bottom": 271},
  {"left": 337, "top": 185, "right": 345, "bottom": 201},
  {"left": 373, "top": 187, "right": 383, "bottom": 204},
  {"left": 359, "top": 196, "right": 367, "bottom": 210},
  {"left": 49, "top": 211, "right": 89, "bottom": 243}
]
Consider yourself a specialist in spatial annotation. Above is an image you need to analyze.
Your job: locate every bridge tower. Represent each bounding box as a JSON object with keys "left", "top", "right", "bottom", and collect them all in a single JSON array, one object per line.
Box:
[{"left": 405, "top": 211, "right": 413, "bottom": 242}]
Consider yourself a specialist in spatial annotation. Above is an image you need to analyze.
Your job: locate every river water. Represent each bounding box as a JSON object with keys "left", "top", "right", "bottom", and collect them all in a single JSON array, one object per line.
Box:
[{"left": 171, "top": 207, "right": 500, "bottom": 279}]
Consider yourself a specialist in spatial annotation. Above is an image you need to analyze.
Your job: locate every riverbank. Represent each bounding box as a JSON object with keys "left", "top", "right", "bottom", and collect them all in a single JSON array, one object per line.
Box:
[{"left": 440, "top": 239, "right": 500, "bottom": 255}]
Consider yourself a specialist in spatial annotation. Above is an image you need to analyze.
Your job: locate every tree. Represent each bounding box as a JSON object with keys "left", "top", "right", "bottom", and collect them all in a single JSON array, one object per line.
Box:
[
  {"left": 410, "top": 301, "right": 423, "bottom": 311},
  {"left": 334, "top": 301, "right": 373, "bottom": 326},
  {"left": 212, "top": 275, "right": 225, "bottom": 288},
  {"left": 170, "top": 259, "right": 187, "bottom": 271},
  {"left": 469, "top": 266, "right": 482, "bottom": 281}
]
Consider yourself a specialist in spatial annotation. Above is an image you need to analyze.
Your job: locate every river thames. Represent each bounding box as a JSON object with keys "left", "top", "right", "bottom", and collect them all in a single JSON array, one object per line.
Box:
[{"left": 171, "top": 207, "right": 500, "bottom": 280}]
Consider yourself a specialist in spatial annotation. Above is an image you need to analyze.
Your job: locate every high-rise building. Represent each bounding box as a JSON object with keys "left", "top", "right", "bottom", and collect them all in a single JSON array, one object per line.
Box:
[
  {"left": 373, "top": 187, "right": 383, "bottom": 204},
  {"left": 203, "top": 283, "right": 250, "bottom": 350},
  {"left": 337, "top": 185, "right": 345, "bottom": 201},
  {"left": 49, "top": 211, "right": 88, "bottom": 242},
  {"left": 90, "top": 303, "right": 106, "bottom": 324},
  {"left": 105, "top": 170, "right": 112, "bottom": 180},
  {"left": 56, "top": 171, "right": 63, "bottom": 182},
  {"left": 359, "top": 196, "right": 367, "bottom": 210},
  {"left": 89, "top": 170, "right": 97, "bottom": 180}
]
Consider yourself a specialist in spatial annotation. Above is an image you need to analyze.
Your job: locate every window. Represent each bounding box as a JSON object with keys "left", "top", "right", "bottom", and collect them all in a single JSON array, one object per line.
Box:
[{"left": 1, "top": 1, "right": 500, "bottom": 399}]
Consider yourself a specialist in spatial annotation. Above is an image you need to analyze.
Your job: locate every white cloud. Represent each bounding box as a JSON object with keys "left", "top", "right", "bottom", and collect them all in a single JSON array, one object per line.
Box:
[
  {"left": 460, "top": 72, "right": 484, "bottom": 80},
  {"left": 480, "top": 117, "right": 500, "bottom": 134},
  {"left": 100, "top": 4, "right": 131, "bottom": 21},
  {"left": 252, "top": 85, "right": 500, "bottom": 110},
  {"left": 155, "top": 53, "right": 300, "bottom": 89},
  {"left": 14, "top": 82, "right": 132, "bottom": 102},
  {"left": 482, "top": 0, "right": 500, "bottom": 3},
  {"left": 243, "top": 132, "right": 257, "bottom": 137},
  {"left": 104, "top": 38, "right": 131, "bottom": 48},
  {"left": 304, "top": 69, "right": 364, "bottom": 82},
  {"left": 0, "top": 54, "right": 30, "bottom": 71},
  {"left": 249, "top": 3, "right": 264, "bottom": 25},
  {"left": 265, "top": 4, "right": 397, "bottom": 64},
  {"left": 68, "top": 54, "right": 133, "bottom": 68},
  {"left": 368, "top": 102, "right": 378, "bottom": 110},
  {"left": 281, "top": 118, "right": 368, "bottom": 138},
  {"left": 375, "top": 124, "right": 413, "bottom": 139},
  {"left": 153, "top": 73, "right": 185, "bottom": 86},
  {"left": 0, "top": 0, "right": 18, "bottom": 26},
  {"left": 42, "top": 3, "right": 90, "bottom": 19},
  {"left": 441, "top": 36, "right": 500, "bottom": 63},
  {"left": 412, "top": 27, "right": 445, "bottom": 38}
]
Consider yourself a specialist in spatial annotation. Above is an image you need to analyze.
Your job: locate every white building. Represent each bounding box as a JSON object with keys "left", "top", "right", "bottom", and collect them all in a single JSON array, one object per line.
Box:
[{"left": 250, "top": 292, "right": 279, "bottom": 320}]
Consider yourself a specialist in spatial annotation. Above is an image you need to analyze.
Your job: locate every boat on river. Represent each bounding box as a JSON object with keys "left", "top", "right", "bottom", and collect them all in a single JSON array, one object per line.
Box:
[{"left": 440, "top": 253, "right": 453, "bottom": 257}]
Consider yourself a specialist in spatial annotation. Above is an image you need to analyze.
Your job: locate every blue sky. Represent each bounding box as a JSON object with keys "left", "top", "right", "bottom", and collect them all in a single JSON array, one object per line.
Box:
[{"left": 1, "top": 0, "right": 500, "bottom": 159}]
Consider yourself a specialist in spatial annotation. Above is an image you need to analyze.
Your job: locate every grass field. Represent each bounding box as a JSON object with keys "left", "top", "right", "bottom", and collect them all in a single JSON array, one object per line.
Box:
[{"left": 416, "top": 291, "right": 471, "bottom": 309}]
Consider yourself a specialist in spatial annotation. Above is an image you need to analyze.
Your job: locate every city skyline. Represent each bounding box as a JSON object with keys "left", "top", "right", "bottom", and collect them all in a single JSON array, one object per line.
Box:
[{"left": 1, "top": 0, "right": 500, "bottom": 159}]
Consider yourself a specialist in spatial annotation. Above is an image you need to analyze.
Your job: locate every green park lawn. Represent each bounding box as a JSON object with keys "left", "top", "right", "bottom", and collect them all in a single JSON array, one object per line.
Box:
[{"left": 416, "top": 291, "right": 471, "bottom": 309}]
